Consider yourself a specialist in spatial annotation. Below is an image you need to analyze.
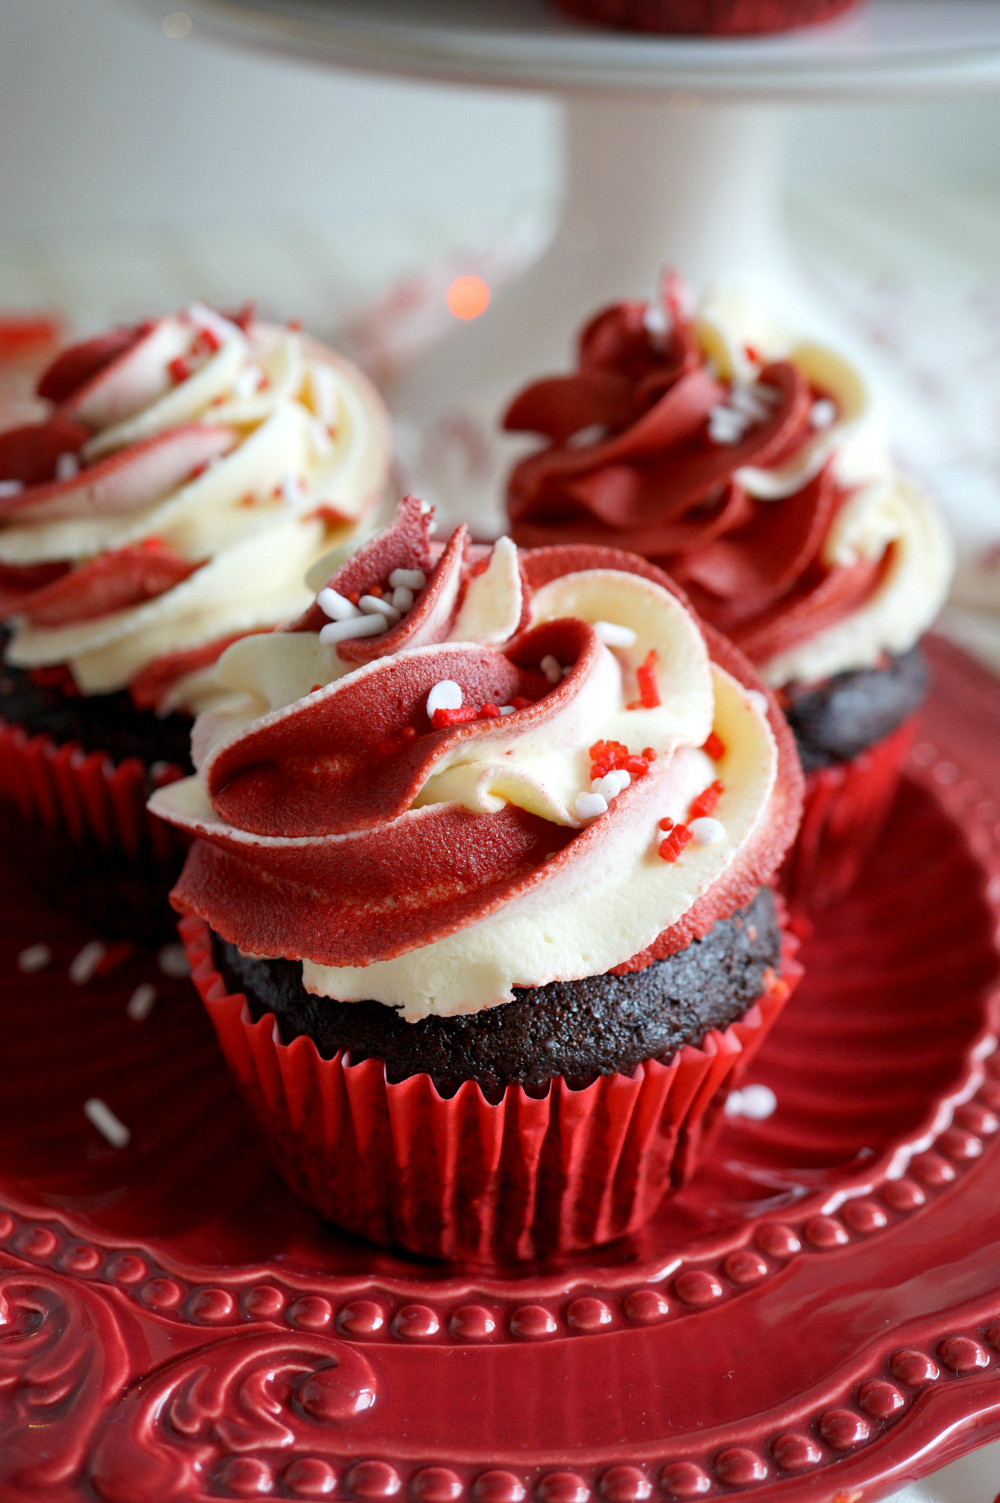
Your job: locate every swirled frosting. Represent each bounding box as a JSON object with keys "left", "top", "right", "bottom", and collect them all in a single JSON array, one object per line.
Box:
[
  {"left": 151, "top": 495, "right": 802, "bottom": 1020},
  {"left": 0, "top": 306, "right": 390, "bottom": 714},
  {"left": 505, "top": 282, "right": 953, "bottom": 689}
]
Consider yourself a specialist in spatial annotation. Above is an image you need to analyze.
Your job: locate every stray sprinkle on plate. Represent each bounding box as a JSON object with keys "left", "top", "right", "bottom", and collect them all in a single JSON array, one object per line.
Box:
[
  {"left": 69, "top": 940, "right": 107, "bottom": 986},
  {"left": 17, "top": 943, "right": 52, "bottom": 974},
  {"left": 126, "top": 983, "right": 158, "bottom": 1021},
  {"left": 84, "top": 1098, "right": 131, "bottom": 1149},
  {"left": 157, "top": 943, "right": 190, "bottom": 979}
]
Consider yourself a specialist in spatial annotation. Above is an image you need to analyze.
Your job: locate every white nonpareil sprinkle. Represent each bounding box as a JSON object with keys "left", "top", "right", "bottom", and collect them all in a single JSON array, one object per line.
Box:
[
  {"left": 689, "top": 816, "right": 725, "bottom": 846},
  {"left": 359, "top": 595, "right": 401, "bottom": 623},
  {"left": 426, "top": 680, "right": 463, "bottom": 717},
  {"left": 0, "top": 479, "right": 24, "bottom": 498},
  {"left": 389, "top": 567, "right": 427, "bottom": 591},
  {"left": 157, "top": 942, "right": 191, "bottom": 979},
  {"left": 499, "top": 705, "right": 516, "bottom": 716},
  {"left": 317, "top": 587, "right": 359, "bottom": 622},
  {"left": 319, "top": 614, "right": 387, "bottom": 645},
  {"left": 126, "top": 982, "right": 158, "bottom": 1021},
  {"left": 391, "top": 585, "right": 414, "bottom": 612},
  {"left": 810, "top": 398, "right": 837, "bottom": 430},
  {"left": 84, "top": 1098, "right": 131, "bottom": 1149},
  {"left": 56, "top": 451, "right": 80, "bottom": 481},
  {"left": 643, "top": 303, "right": 672, "bottom": 345},
  {"left": 567, "top": 423, "right": 608, "bottom": 449},
  {"left": 747, "top": 689, "right": 769, "bottom": 716},
  {"left": 592, "top": 621, "right": 638, "bottom": 649},
  {"left": 708, "top": 407, "right": 747, "bottom": 446},
  {"left": 540, "top": 654, "right": 562, "bottom": 684},
  {"left": 592, "top": 769, "right": 631, "bottom": 800},
  {"left": 280, "top": 472, "right": 304, "bottom": 505},
  {"left": 575, "top": 791, "right": 609, "bottom": 820},
  {"left": 725, "top": 1084, "right": 777, "bottom": 1120},
  {"left": 70, "top": 940, "right": 106, "bottom": 986},
  {"left": 17, "top": 943, "right": 52, "bottom": 974}
]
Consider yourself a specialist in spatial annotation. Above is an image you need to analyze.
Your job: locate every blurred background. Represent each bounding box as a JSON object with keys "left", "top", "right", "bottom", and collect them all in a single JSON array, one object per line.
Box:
[{"left": 2, "top": 0, "right": 1000, "bottom": 649}]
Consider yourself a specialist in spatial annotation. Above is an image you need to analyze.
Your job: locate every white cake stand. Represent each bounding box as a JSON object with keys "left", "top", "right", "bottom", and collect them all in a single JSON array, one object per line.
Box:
[{"left": 132, "top": 0, "right": 1000, "bottom": 534}]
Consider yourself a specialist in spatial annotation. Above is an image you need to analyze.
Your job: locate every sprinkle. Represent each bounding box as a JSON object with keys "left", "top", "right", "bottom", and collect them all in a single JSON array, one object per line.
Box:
[
  {"left": 317, "top": 587, "right": 359, "bottom": 622},
  {"left": 642, "top": 748, "right": 657, "bottom": 761},
  {"left": 592, "top": 769, "right": 631, "bottom": 800},
  {"left": 725, "top": 1084, "right": 777, "bottom": 1120},
  {"left": 688, "top": 779, "right": 724, "bottom": 821},
  {"left": 359, "top": 595, "right": 401, "bottom": 623},
  {"left": 84, "top": 1098, "right": 131, "bottom": 1149},
  {"left": 391, "top": 585, "right": 415, "bottom": 612},
  {"left": 401, "top": 726, "right": 417, "bottom": 741},
  {"left": 702, "top": 731, "right": 726, "bottom": 761},
  {"left": 389, "top": 567, "right": 427, "bottom": 590},
  {"left": 689, "top": 816, "right": 725, "bottom": 846},
  {"left": 631, "top": 650, "right": 661, "bottom": 710},
  {"left": 480, "top": 703, "right": 501, "bottom": 718},
  {"left": 368, "top": 584, "right": 384, "bottom": 598},
  {"left": 157, "top": 942, "right": 191, "bottom": 979},
  {"left": 281, "top": 473, "right": 304, "bottom": 505},
  {"left": 168, "top": 356, "right": 191, "bottom": 385},
  {"left": 17, "top": 943, "right": 52, "bottom": 973},
  {"left": 747, "top": 689, "right": 769, "bottom": 715},
  {"left": 234, "top": 365, "right": 264, "bottom": 399},
  {"left": 643, "top": 303, "right": 672, "bottom": 347},
  {"left": 744, "top": 344, "right": 762, "bottom": 365},
  {"left": 69, "top": 940, "right": 106, "bottom": 986},
  {"left": 540, "top": 654, "right": 562, "bottom": 684},
  {"left": 319, "top": 615, "right": 387, "bottom": 645},
  {"left": 187, "top": 301, "right": 237, "bottom": 345},
  {"left": 810, "top": 398, "right": 837, "bottom": 430},
  {"left": 658, "top": 825, "right": 692, "bottom": 862},
  {"left": 126, "top": 983, "right": 158, "bottom": 1021},
  {"left": 55, "top": 451, "right": 80, "bottom": 481},
  {"left": 708, "top": 407, "right": 746, "bottom": 445},
  {"left": 0, "top": 479, "right": 24, "bottom": 498},
  {"left": 427, "top": 680, "right": 463, "bottom": 716},
  {"left": 658, "top": 817, "right": 675, "bottom": 833},
  {"left": 592, "top": 621, "right": 637, "bottom": 649},
  {"left": 729, "top": 385, "right": 772, "bottom": 423},
  {"left": 575, "top": 792, "right": 608, "bottom": 821},
  {"left": 432, "top": 706, "right": 479, "bottom": 728},
  {"left": 499, "top": 706, "right": 516, "bottom": 716},
  {"left": 510, "top": 697, "right": 534, "bottom": 710}
]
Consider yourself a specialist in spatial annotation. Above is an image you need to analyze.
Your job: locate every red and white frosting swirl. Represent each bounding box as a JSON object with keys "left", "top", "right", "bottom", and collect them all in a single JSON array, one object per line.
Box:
[
  {"left": 0, "top": 306, "right": 390, "bottom": 713},
  {"left": 151, "top": 496, "right": 802, "bottom": 1020},
  {"left": 505, "top": 282, "right": 952, "bottom": 689}
]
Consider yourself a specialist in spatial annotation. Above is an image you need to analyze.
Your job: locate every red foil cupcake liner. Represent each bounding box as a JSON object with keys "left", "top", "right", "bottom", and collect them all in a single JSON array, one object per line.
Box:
[
  {"left": 780, "top": 715, "right": 918, "bottom": 914},
  {"left": 180, "top": 912, "right": 802, "bottom": 1263},
  {"left": 554, "top": 0, "right": 862, "bottom": 34},
  {"left": 0, "top": 716, "right": 186, "bottom": 864}
]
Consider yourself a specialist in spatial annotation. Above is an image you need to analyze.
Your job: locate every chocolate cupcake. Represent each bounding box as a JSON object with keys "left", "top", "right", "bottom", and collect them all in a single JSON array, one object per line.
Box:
[
  {"left": 156, "top": 495, "right": 803, "bottom": 1261},
  {"left": 0, "top": 306, "right": 390, "bottom": 934},
  {"left": 504, "top": 281, "right": 953, "bottom": 909},
  {"left": 553, "top": 0, "right": 864, "bottom": 35}
]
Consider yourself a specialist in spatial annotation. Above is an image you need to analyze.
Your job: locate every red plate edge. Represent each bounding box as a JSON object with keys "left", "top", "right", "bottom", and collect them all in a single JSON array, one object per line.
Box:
[{"left": 2, "top": 633, "right": 1000, "bottom": 1501}]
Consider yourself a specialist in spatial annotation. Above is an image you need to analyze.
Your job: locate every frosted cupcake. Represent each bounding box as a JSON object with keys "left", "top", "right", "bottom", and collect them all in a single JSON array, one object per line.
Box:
[
  {"left": 154, "top": 494, "right": 803, "bottom": 1261},
  {"left": 504, "top": 283, "right": 953, "bottom": 909},
  {"left": 0, "top": 305, "right": 389, "bottom": 933}
]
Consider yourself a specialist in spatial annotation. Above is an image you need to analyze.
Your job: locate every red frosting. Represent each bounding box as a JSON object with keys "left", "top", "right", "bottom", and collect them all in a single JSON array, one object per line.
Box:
[
  {"left": 505, "top": 299, "right": 883, "bottom": 669},
  {"left": 0, "top": 540, "right": 199, "bottom": 627},
  {"left": 168, "top": 533, "right": 803, "bottom": 981}
]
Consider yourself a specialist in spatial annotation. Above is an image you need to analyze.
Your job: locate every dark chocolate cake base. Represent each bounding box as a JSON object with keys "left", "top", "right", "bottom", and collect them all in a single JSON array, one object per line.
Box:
[
  {"left": 782, "top": 644, "right": 927, "bottom": 774},
  {"left": 213, "top": 886, "right": 780, "bottom": 1102}
]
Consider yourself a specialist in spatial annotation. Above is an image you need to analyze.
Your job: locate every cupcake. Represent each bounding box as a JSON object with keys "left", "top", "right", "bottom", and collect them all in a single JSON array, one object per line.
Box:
[
  {"left": 553, "top": 0, "right": 864, "bottom": 35},
  {"left": 504, "top": 282, "right": 953, "bottom": 910},
  {"left": 0, "top": 305, "right": 390, "bottom": 935},
  {"left": 153, "top": 494, "right": 803, "bottom": 1261}
]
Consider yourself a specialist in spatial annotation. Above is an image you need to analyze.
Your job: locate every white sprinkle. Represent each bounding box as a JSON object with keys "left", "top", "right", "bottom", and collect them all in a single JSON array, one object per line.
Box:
[
  {"left": 728, "top": 385, "right": 770, "bottom": 423},
  {"left": 567, "top": 423, "right": 608, "bottom": 449},
  {"left": 280, "top": 472, "right": 304, "bottom": 505},
  {"left": 499, "top": 705, "right": 516, "bottom": 716},
  {"left": 592, "top": 768, "right": 631, "bottom": 800},
  {"left": 317, "top": 587, "right": 359, "bottom": 622},
  {"left": 575, "top": 791, "right": 608, "bottom": 821},
  {"left": 359, "top": 595, "right": 401, "bottom": 623},
  {"left": 708, "top": 407, "right": 748, "bottom": 446},
  {"left": 389, "top": 568, "right": 427, "bottom": 590},
  {"left": 726, "top": 1084, "right": 777, "bottom": 1121},
  {"left": 0, "top": 479, "right": 25, "bottom": 498},
  {"left": 319, "top": 614, "right": 387, "bottom": 645},
  {"left": 747, "top": 689, "right": 769, "bottom": 716},
  {"left": 308, "top": 417, "right": 333, "bottom": 457},
  {"left": 17, "top": 943, "right": 52, "bottom": 974},
  {"left": 391, "top": 585, "right": 414, "bottom": 612},
  {"left": 126, "top": 982, "right": 158, "bottom": 1021},
  {"left": 592, "top": 621, "right": 638, "bottom": 649},
  {"left": 234, "top": 365, "right": 263, "bottom": 399},
  {"left": 157, "top": 942, "right": 190, "bottom": 979},
  {"left": 70, "top": 940, "right": 106, "bottom": 986},
  {"left": 689, "top": 817, "right": 725, "bottom": 846},
  {"left": 810, "top": 398, "right": 837, "bottom": 430},
  {"left": 427, "top": 680, "right": 463, "bottom": 716},
  {"left": 643, "top": 303, "right": 672, "bottom": 347},
  {"left": 419, "top": 500, "right": 433, "bottom": 516},
  {"left": 56, "top": 451, "right": 80, "bottom": 481},
  {"left": 84, "top": 1098, "right": 131, "bottom": 1149},
  {"left": 540, "top": 654, "right": 562, "bottom": 684}
]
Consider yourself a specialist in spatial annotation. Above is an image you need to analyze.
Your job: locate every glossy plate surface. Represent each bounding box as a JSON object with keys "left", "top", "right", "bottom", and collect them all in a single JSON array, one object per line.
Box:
[{"left": 3, "top": 634, "right": 1000, "bottom": 1501}]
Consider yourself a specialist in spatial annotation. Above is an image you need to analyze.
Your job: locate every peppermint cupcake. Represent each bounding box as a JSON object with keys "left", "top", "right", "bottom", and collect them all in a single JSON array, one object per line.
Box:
[
  {"left": 0, "top": 305, "right": 389, "bottom": 933},
  {"left": 504, "top": 282, "right": 953, "bottom": 910},
  {"left": 154, "top": 494, "right": 803, "bottom": 1261},
  {"left": 553, "top": 0, "right": 864, "bottom": 34}
]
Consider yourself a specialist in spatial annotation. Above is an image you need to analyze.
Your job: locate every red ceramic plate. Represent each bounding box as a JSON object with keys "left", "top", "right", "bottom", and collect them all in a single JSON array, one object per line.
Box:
[{"left": 3, "top": 634, "right": 1000, "bottom": 1503}]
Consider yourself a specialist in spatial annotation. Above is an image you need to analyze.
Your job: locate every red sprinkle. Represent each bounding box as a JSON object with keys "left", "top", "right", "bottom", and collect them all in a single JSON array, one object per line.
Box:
[
  {"left": 347, "top": 592, "right": 360, "bottom": 606},
  {"left": 309, "top": 684, "right": 322, "bottom": 694},
  {"left": 744, "top": 344, "right": 762, "bottom": 364},
  {"left": 195, "top": 326, "right": 222, "bottom": 354},
  {"left": 368, "top": 584, "right": 384, "bottom": 598},
  {"left": 658, "top": 816, "right": 675, "bottom": 833},
  {"left": 658, "top": 825, "right": 692, "bottom": 863},
  {"left": 510, "top": 697, "right": 534, "bottom": 710},
  {"left": 431, "top": 706, "right": 480, "bottom": 729},
  {"left": 168, "top": 356, "right": 190, "bottom": 384},
  {"left": 589, "top": 739, "right": 652, "bottom": 783},
  {"left": 303, "top": 504, "right": 350, "bottom": 526},
  {"left": 688, "top": 779, "right": 724, "bottom": 822},
  {"left": 628, "top": 650, "right": 661, "bottom": 710},
  {"left": 642, "top": 748, "right": 657, "bottom": 761},
  {"left": 702, "top": 731, "right": 726, "bottom": 761},
  {"left": 479, "top": 704, "right": 501, "bottom": 718},
  {"left": 401, "top": 726, "right": 417, "bottom": 741},
  {"left": 288, "top": 318, "right": 303, "bottom": 331}
]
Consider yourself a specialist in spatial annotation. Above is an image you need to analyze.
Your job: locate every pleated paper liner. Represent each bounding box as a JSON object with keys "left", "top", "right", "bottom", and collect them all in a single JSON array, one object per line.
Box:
[
  {"left": 180, "top": 910, "right": 802, "bottom": 1264},
  {"left": 0, "top": 716, "right": 190, "bottom": 940},
  {"left": 780, "top": 715, "right": 918, "bottom": 915}
]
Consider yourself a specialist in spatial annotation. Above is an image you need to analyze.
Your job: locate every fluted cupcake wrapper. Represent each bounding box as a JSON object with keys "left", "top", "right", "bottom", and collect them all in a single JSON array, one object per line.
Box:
[
  {"left": 180, "top": 912, "right": 801, "bottom": 1263},
  {"left": 780, "top": 715, "right": 918, "bottom": 914}
]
